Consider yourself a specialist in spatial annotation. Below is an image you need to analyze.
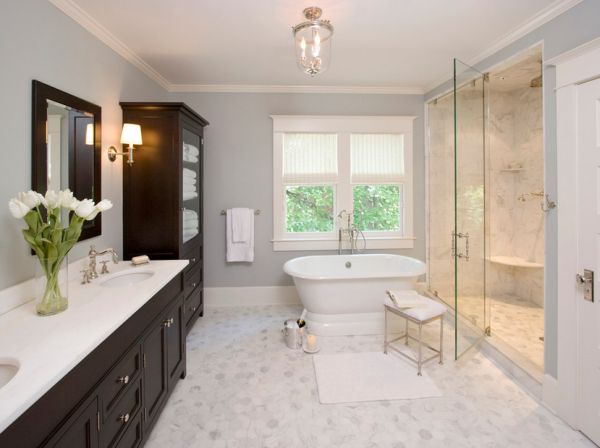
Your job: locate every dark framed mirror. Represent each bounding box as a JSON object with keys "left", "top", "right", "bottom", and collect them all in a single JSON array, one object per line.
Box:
[{"left": 32, "top": 80, "right": 102, "bottom": 241}]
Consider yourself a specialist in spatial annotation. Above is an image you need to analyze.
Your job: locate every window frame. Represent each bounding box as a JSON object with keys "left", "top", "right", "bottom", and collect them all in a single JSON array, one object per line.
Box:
[{"left": 272, "top": 115, "right": 415, "bottom": 251}]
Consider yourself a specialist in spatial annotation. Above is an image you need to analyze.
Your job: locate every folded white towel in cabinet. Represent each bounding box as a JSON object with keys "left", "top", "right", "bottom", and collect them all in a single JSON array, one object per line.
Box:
[
  {"left": 183, "top": 177, "right": 197, "bottom": 186},
  {"left": 183, "top": 168, "right": 197, "bottom": 179},
  {"left": 183, "top": 221, "right": 198, "bottom": 231},
  {"left": 183, "top": 228, "right": 199, "bottom": 243},
  {"left": 183, "top": 191, "right": 198, "bottom": 201},
  {"left": 183, "top": 143, "right": 200, "bottom": 157},
  {"left": 183, "top": 184, "right": 197, "bottom": 194}
]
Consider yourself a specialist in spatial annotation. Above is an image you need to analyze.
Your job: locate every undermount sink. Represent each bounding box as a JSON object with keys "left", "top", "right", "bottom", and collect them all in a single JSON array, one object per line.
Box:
[
  {"left": 0, "top": 358, "right": 19, "bottom": 390},
  {"left": 100, "top": 270, "right": 154, "bottom": 288}
]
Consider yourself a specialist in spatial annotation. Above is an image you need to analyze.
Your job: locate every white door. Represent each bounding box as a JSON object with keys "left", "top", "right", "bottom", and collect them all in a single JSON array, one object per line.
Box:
[{"left": 577, "top": 77, "right": 600, "bottom": 445}]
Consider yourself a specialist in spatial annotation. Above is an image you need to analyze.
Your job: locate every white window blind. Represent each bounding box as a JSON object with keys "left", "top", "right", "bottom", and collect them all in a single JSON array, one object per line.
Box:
[
  {"left": 350, "top": 134, "right": 404, "bottom": 183},
  {"left": 283, "top": 133, "right": 338, "bottom": 184}
]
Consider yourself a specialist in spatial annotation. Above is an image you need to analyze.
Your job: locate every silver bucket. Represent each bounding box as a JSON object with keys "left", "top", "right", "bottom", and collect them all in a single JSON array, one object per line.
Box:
[{"left": 283, "top": 319, "right": 302, "bottom": 349}]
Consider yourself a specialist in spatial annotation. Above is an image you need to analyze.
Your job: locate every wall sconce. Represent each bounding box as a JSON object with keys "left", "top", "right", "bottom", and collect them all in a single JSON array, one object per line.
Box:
[{"left": 108, "top": 123, "right": 142, "bottom": 166}]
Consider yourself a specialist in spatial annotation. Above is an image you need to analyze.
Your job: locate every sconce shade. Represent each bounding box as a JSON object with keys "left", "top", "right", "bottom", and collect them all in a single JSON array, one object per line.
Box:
[
  {"left": 85, "top": 123, "right": 94, "bottom": 145},
  {"left": 120, "top": 123, "right": 142, "bottom": 146}
]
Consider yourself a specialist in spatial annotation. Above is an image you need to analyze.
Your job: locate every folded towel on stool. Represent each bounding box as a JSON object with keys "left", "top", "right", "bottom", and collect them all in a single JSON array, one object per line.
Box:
[{"left": 385, "top": 290, "right": 427, "bottom": 308}]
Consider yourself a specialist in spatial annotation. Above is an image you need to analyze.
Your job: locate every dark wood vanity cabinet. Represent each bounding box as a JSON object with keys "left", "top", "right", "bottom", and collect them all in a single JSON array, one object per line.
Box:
[
  {"left": 0, "top": 273, "right": 187, "bottom": 448},
  {"left": 45, "top": 397, "right": 100, "bottom": 448},
  {"left": 141, "top": 295, "right": 185, "bottom": 431},
  {"left": 121, "top": 102, "right": 208, "bottom": 335}
]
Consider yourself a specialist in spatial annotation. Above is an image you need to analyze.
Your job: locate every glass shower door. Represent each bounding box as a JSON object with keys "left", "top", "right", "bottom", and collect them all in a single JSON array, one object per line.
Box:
[{"left": 453, "top": 59, "right": 488, "bottom": 359}]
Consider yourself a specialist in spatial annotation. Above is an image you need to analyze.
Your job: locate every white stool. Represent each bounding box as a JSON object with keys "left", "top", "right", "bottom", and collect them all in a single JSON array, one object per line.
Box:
[{"left": 383, "top": 296, "right": 446, "bottom": 375}]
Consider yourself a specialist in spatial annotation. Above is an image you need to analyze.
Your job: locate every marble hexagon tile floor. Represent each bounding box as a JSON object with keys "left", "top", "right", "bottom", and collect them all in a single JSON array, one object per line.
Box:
[{"left": 145, "top": 305, "right": 593, "bottom": 448}]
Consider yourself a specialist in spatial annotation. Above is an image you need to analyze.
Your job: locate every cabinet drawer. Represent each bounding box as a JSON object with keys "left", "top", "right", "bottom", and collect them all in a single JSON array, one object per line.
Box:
[
  {"left": 114, "top": 407, "right": 142, "bottom": 448},
  {"left": 185, "top": 286, "right": 203, "bottom": 327},
  {"left": 101, "top": 379, "right": 142, "bottom": 448},
  {"left": 100, "top": 345, "right": 141, "bottom": 418},
  {"left": 183, "top": 263, "right": 202, "bottom": 298},
  {"left": 182, "top": 243, "right": 201, "bottom": 273}
]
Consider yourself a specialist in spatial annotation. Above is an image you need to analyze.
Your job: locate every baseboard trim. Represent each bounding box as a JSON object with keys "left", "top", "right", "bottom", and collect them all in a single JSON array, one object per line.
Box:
[{"left": 204, "top": 286, "right": 300, "bottom": 307}]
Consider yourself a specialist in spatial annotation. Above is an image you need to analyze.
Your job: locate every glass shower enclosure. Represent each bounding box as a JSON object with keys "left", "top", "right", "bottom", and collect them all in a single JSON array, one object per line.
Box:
[{"left": 428, "top": 59, "right": 489, "bottom": 359}]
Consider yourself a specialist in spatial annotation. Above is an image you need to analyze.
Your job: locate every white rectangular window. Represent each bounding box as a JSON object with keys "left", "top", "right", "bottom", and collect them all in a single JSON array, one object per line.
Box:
[{"left": 272, "top": 116, "right": 415, "bottom": 251}]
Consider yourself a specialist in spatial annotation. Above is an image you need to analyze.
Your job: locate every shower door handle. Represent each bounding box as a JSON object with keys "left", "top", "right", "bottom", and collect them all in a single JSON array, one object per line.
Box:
[{"left": 453, "top": 232, "right": 470, "bottom": 261}]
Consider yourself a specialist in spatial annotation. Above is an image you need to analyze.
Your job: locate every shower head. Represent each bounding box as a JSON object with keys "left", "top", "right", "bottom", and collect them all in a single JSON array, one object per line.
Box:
[{"left": 530, "top": 74, "right": 543, "bottom": 88}]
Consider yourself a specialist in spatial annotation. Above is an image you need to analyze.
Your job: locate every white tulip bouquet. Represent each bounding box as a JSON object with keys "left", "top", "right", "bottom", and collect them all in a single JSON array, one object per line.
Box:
[{"left": 8, "top": 189, "right": 113, "bottom": 315}]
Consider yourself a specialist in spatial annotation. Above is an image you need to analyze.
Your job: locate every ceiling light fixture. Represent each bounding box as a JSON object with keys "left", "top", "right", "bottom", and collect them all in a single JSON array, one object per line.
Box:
[{"left": 292, "top": 7, "right": 333, "bottom": 77}]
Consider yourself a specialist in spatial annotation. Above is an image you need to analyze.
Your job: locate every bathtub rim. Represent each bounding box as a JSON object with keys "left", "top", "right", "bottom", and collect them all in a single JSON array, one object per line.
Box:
[{"left": 283, "top": 254, "right": 426, "bottom": 281}]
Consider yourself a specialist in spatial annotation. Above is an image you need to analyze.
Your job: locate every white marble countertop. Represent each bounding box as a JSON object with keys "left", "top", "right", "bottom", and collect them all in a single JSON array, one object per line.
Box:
[{"left": 0, "top": 259, "right": 188, "bottom": 433}]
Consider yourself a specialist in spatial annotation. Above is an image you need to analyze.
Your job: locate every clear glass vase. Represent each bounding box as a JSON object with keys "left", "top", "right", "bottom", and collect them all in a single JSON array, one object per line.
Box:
[{"left": 35, "top": 255, "right": 69, "bottom": 316}]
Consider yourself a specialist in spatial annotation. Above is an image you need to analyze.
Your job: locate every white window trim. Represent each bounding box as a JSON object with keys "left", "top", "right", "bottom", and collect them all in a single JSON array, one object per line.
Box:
[{"left": 272, "top": 115, "right": 416, "bottom": 251}]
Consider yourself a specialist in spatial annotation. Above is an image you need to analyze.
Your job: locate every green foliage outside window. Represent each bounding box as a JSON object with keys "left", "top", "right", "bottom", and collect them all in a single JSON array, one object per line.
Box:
[
  {"left": 285, "top": 186, "right": 334, "bottom": 232},
  {"left": 353, "top": 185, "right": 402, "bottom": 232},
  {"left": 285, "top": 184, "right": 402, "bottom": 233}
]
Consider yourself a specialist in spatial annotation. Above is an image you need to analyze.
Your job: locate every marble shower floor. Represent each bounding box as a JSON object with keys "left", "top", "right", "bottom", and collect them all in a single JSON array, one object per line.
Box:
[
  {"left": 145, "top": 305, "right": 592, "bottom": 448},
  {"left": 457, "top": 295, "right": 544, "bottom": 370}
]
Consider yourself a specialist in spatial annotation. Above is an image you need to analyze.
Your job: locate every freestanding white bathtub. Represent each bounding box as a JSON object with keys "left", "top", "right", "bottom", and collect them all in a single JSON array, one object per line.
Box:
[{"left": 283, "top": 254, "right": 426, "bottom": 336}]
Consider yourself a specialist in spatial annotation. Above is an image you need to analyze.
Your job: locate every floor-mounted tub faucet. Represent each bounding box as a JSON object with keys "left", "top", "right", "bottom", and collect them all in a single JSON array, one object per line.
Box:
[{"left": 337, "top": 210, "right": 366, "bottom": 255}]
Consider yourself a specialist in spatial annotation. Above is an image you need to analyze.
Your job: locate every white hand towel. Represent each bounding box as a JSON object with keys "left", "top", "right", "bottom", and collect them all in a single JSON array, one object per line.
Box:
[
  {"left": 231, "top": 208, "right": 252, "bottom": 243},
  {"left": 183, "top": 177, "right": 197, "bottom": 186},
  {"left": 183, "top": 184, "right": 197, "bottom": 194},
  {"left": 226, "top": 208, "right": 254, "bottom": 262},
  {"left": 385, "top": 290, "right": 427, "bottom": 309},
  {"left": 183, "top": 168, "right": 197, "bottom": 179}
]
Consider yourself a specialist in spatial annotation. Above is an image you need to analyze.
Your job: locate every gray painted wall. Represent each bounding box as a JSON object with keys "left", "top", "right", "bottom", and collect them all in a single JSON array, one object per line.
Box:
[
  {"left": 425, "top": 0, "right": 600, "bottom": 379},
  {"left": 0, "top": 0, "right": 167, "bottom": 290},
  {"left": 169, "top": 92, "right": 425, "bottom": 288}
]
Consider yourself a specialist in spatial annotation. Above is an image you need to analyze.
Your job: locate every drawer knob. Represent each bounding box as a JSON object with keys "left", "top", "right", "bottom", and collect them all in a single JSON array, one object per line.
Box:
[
  {"left": 191, "top": 257, "right": 196, "bottom": 263},
  {"left": 163, "top": 320, "right": 170, "bottom": 328},
  {"left": 169, "top": 317, "right": 174, "bottom": 325},
  {"left": 117, "top": 375, "right": 129, "bottom": 384},
  {"left": 191, "top": 282, "right": 197, "bottom": 289},
  {"left": 190, "top": 306, "right": 196, "bottom": 312},
  {"left": 119, "top": 413, "right": 130, "bottom": 423}
]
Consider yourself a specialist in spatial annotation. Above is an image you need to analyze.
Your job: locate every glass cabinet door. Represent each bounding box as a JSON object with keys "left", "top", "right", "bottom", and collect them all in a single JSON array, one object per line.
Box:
[{"left": 182, "top": 127, "right": 201, "bottom": 245}]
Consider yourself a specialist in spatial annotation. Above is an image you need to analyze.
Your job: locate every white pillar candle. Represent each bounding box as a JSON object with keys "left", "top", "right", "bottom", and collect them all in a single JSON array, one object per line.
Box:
[{"left": 306, "top": 334, "right": 318, "bottom": 352}]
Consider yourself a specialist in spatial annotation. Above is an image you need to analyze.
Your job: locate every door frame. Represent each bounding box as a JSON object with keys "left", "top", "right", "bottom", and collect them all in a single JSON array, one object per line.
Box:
[{"left": 546, "top": 36, "right": 600, "bottom": 428}]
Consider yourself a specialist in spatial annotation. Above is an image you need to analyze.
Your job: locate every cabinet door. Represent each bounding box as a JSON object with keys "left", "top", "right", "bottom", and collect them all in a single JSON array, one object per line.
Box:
[
  {"left": 181, "top": 124, "right": 202, "bottom": 250},
  {"left": 47, "top": 398, "right": 99, "bottom": 448},
  {"left": 142, "top": 320, "right": 168, "bottom": 429},
  {"left": 166, "top": 296, "right": 185, "bottom": 388}
]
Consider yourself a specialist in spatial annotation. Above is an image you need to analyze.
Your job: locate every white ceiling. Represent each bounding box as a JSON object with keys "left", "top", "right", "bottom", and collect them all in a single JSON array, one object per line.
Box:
[{"left": 56, "top": 0, "right": 576, "bottom": 92}]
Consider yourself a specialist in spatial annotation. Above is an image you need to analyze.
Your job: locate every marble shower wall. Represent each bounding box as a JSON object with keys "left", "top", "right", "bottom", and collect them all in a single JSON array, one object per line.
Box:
[{"left": 488, "top": 84, "right": 544, "bottom": 306}]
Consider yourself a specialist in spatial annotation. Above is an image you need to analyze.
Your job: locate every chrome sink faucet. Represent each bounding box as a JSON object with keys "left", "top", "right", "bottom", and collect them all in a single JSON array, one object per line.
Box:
[{"left": 88, "top": 245, "right": 119, "bottom": 279}]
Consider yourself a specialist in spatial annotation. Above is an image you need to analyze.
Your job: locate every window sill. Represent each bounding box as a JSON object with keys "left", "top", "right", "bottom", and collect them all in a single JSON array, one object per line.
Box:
[{"left": 272, "top": 237, "right": 415, "bottom": 251}]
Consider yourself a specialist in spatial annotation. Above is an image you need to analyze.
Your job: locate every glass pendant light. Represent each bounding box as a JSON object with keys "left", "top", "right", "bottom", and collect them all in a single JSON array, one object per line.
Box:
[{"left": 292, "top": 7, "right": 334, "bottom": 77}]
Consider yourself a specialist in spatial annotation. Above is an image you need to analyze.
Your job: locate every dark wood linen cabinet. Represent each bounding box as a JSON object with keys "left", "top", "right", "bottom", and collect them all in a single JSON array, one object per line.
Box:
[{"left": 121, "top": 102, "right": 208, "bottom": 335}]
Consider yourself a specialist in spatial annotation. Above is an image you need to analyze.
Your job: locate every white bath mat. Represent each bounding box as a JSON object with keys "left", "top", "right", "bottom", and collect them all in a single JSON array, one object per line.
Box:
[{"left": 313, "top": 352, "right": 442, "bottom": 404}]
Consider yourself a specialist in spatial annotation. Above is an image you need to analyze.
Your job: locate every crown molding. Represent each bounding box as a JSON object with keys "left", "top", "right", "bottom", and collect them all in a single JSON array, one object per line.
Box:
[
  {"left": 48, "top": 0, "right": 171, "bottom": 90},
  {"left": 168, "top": 84, "right": 424, "bottom": 95},
  {"left": 425, "top": 0, "right": 584, "bottom": 93}
]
